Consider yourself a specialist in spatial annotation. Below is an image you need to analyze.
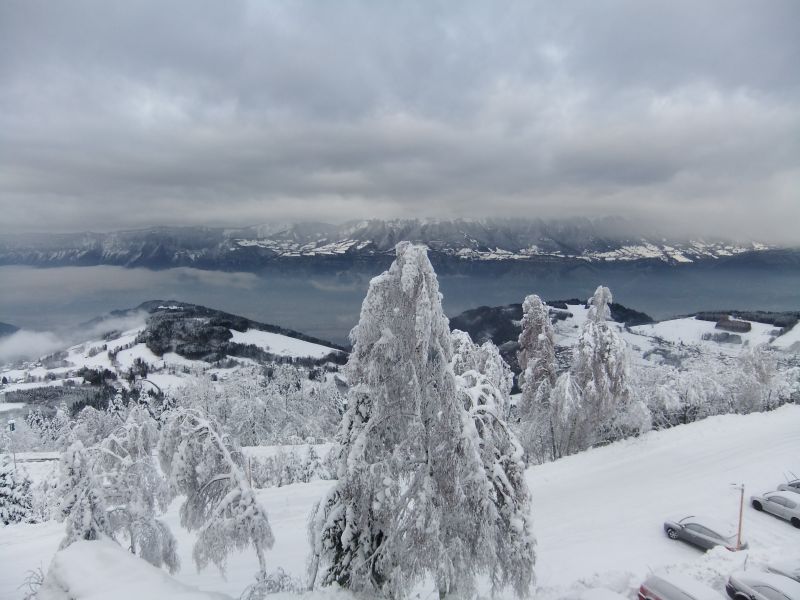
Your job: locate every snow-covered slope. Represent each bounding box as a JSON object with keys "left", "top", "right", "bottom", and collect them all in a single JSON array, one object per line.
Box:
[
  {"left": 39, "top": 539, "right": 231, "bottom": 600},
  {"left": 229, "top": 329, "right": 336, "bottom": 359},
  {"left": 0, "top": 303, "right": 344, "bottom": 407},
  {"left": 3, "top": 406, "right": 799, "bottom": 599},
  {"left": 531, "top": 405, "right": 800, "bottom": 596}
]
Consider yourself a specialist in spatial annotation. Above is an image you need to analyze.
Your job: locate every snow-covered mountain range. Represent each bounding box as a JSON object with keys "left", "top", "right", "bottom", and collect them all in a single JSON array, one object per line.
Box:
[{"left": 0, "top": 218, "right": 779, "bottom": 270}]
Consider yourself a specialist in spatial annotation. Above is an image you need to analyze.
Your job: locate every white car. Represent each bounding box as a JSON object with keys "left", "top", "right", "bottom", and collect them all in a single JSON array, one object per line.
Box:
[
  {"left": 726, "top": 570, "right": 800, "bottom": 600},
  {"left": 778, "top": 479, "right": 800, "bottom": 496},
  {"left": 751, "top": 491, "right": 800, "bottom": 528}
]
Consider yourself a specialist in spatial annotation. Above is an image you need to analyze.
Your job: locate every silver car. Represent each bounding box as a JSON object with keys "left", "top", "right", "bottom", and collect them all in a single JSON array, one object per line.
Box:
[
  {"left": 751, "top": 491, "right": 800, "bottom": 528},
  {"left": 725, "top": 570, "right": 800, "bottom": 600},
  {"left": 768, "top": 562, "right": 800, "bottom": 585},
  {"left": 777, "top": 479, "right": 800, "bottom": 496},
  {"left": 639, "top": 573, "right": 724, "bottom": 600},
  {"left": 664, "top": 515, "right": 748, "bottom": 551}
]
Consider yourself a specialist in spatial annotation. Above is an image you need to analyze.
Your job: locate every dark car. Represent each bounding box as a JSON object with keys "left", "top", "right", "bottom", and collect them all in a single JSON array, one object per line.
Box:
[{"left": 664, "top": 515, "right": 748, "bottom": 551}]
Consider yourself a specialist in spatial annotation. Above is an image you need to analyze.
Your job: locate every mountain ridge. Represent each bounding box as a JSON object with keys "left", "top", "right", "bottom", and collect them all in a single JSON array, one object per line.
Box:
[{"left": 0, "top": 218, "right": 779, "bottom": 270}]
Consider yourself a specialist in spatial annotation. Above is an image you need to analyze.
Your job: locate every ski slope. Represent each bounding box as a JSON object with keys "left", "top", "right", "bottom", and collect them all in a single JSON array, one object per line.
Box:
[{"left": 2, "top": 406, "right": 799, "bottom": 599}]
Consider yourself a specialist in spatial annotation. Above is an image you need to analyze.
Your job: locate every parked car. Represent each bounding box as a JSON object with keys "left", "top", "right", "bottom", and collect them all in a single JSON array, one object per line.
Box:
[
  {"left": 751, "top": 491, "right": 800, "bottom": 528},
  {"left": 639, "top": 573, "right": 724, "bottom": 600},
  {"left": 663, "top": 515, "right": 748, "bottom": 551},
  {"left": 777, "top": 479, "right": 800, "bottom": 496},
  {"left": 725, "top": 570, "right": 800, "bottom": 600},
  {"left": 768, "top": 562, "right": 800, "bottom": 584}
]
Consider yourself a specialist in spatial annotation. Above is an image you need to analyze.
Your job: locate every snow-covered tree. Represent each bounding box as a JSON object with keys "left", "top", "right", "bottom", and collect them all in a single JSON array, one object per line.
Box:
[
  {"left": 72, "top": 405, "right": 119, "bottom": 447},
  {"left": 57, "top": 440, "right": 111, "bottom": 546},
  {"left": 96, "top": 406, "right": 178, "bottom": 572},
  {"left": 451, "top": 331, "right": 536, "bottom": 596},
  {"left": 300, "top": 445, "right": 324, "bottom": 483},
  {"left": 542, "top": 372, "right": 581, "bottom": 458},
  {"left": 175, "top": 366, "right": 342, "bottom": 446},
  {"left": 516, "top": 295, "right": 559, "bottom": 462},
  {"left": 0, "top": 456, "right": 35, "bottom": 525},
  {"left": 569, "top": 286, "right": 650, "bottom": 450},
  {"left": 309, "top": 243, "right": 532, "bottom": 599},
  {"left": 731, "top": 346, "right": 790, "bottom": 413},
  {"left": 158, "top": 407, "right": 274, "bottom": 595}
]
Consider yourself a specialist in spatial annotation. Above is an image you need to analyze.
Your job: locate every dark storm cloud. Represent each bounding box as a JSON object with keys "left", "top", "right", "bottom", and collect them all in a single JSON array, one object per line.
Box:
[{"left": 0, "top": 0, "right": 798, "bottom": 241}]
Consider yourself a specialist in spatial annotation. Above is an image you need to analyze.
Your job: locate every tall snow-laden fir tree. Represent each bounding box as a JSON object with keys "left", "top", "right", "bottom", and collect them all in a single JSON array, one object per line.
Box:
[
  {"left": 516, "top": 294, "right": 559, "bottom": 462},
  {"left": 0, "top": 456, "right": 36, "bottom": 525},
  {"left": 158, "top": 407, "right": 274, "bottom": 598},
  {"left": 450, "top": 330, "right": 536, "bottom": 597},
  {"left": 309, "top": 243, "right": 532, "bottom": 599},
  {"left": 569, "top": 286, "right": 650, "bottom": 453}
]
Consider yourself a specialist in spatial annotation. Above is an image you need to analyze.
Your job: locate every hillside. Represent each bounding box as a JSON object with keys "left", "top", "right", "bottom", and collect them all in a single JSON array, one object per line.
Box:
[
  {"left": 450, "top": 300, "right": 800, "bottom": 373},
  {"left": 3, "top": 406, "right": 798, "bottom": 599},
  {"left": 0, "top": 301, "right": 344, "bottom": 411},
  {"left": 0, "top": 321, "right": 19, "bottom": 337}
]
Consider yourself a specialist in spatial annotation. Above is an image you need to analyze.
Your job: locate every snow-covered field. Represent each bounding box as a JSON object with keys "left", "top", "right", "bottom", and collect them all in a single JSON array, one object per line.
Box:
[
  {"left": 3, "top": 405, "right": 798, "bottom": 599},
  {"left": 229, "top": 329, "right": 338, "bottom": 359}
]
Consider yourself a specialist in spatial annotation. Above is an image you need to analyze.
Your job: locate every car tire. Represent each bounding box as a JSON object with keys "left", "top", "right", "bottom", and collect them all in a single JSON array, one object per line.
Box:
[
  {"left": 666, "top": 528, "right": 679, "bottom": 540},
  {"left": 792, "top": 517, "right": 800, "bottom": 529},
  {"left": 752, "top": 500, "right": 763, "bottom": 511},
  {"left": 734, "top": 595, "right": 750, "bottom": 600}
]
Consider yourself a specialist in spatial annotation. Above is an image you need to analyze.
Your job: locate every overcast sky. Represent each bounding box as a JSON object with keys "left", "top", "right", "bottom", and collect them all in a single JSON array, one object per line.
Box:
[{"left": 1, "top": 1, "right": 798, "bottom": 241}]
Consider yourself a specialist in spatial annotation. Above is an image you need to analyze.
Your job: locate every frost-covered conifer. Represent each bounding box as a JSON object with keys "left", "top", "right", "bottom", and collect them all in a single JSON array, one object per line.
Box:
[
  {"left": 300, "top": 445, "right": 323, "bottom": 483},
  {"left": 309, "top": 243, "right": 528, "bottom": 599},
  {"left": 516, "top": 294, "right": 559, "bottom": 461},
  {"left": 0, "top": 456, "right": 35, "bottom": 525},
  {"left": 158, "top": 407, "right": 274, "bottom": 592}
]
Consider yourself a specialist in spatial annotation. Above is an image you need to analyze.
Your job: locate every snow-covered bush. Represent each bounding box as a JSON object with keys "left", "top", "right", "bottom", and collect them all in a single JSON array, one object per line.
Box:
[
  {"left": 158, "top": 407, "right": 274, "bottom": 594},
  {"left": 309, "top": 243, "right": 534, "bottom": 599},
  {"left": 0, "top": 455, "right": 36, "bottom": 525}
]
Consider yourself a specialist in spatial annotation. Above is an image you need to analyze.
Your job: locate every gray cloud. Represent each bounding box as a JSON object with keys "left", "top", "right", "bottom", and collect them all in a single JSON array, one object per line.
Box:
[{"left": 0, "top": 0, "right": 798, "bottom": 241}]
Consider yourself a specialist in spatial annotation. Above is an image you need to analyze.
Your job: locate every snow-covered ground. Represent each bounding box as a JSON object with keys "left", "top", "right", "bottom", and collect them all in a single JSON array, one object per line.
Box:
[
  {"left": 229, "top": 329, "right": 339, "bottom": 359},
  {"left": 2, "top": 405, "right": 798, "bottom": 599},
  {"left": 631, "top": 317, "right": 777, "bottom": 355}
]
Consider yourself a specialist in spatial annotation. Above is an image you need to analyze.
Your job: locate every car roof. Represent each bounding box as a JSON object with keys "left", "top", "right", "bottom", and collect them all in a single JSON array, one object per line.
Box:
[
  {"left": 677, "top": 515, "right": 736, "bottom": 538},
  {"left": 732, "top": 571, "right": 800, "bottom": 594},
  {"left": 769, "top": 560, "right": 800, "bottom": 576},
  {"left": 765, "top": 491, "right": 800, "bottom": 503},
  {"left": 648, "top": 573, "right": 723, "bottom": 600}
]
